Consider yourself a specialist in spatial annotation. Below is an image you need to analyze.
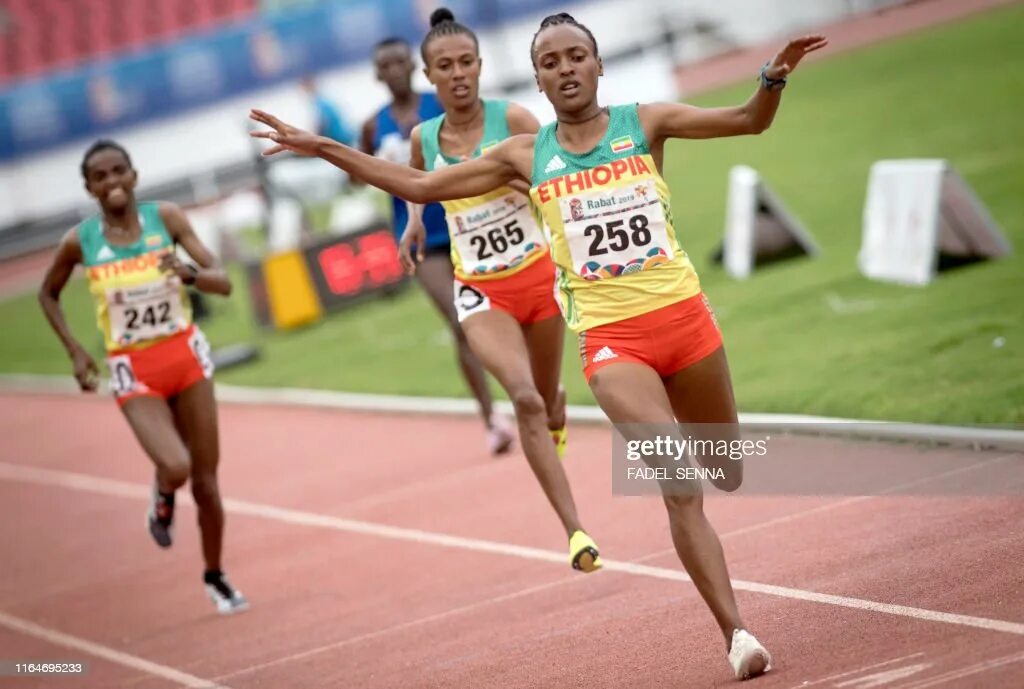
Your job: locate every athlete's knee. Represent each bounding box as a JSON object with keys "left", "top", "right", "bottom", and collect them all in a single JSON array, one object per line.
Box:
[
  {"left": 190, "top": 473, "right": 221, "bottom": 506},
  {"left": 509, "top": 385, "right": 546, "bottom": 418},
  {"left": 663, "top": 491, "right": 704, "bottom": 517},
  {"left": 715, "top": 462, "right": 743, "bottom": 492},
  {"left": 694, "top": 444, "right": 743, "bottom": 492},
  {"left": 159, "top": 457, "right": 190, "bottom": 490}
]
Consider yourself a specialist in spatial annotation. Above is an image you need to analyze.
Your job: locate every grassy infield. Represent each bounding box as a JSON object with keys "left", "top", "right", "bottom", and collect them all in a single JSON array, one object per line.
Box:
[{"left": 2, "top": 7, "right": 1022, "bottom": 424}]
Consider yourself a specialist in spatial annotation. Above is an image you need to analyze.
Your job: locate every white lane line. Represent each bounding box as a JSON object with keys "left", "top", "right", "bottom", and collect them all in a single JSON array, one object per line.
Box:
[
  {"left": 0, "top": 610, "right": 228, "bottom": 689},
  {"left": 633, "top": 453, "right": 1020, "bottom": 564},
  {"left": 788, "top": 652, "right": 927, "bottom": 688},
  {"left": 222, "top": 480, "right": 921, "bottom": 683},
  {"left": 2, "top": 461, "right": 1024, "bottom": 638},
  {"left": 833, "top": 663, "right": 931, "bottom": 687},
  {"left": 211, "top": 574, "right": 580, "bottom": 683},
  {"left": 897, "top": 650, "right": 1024, "bottom": 689}
]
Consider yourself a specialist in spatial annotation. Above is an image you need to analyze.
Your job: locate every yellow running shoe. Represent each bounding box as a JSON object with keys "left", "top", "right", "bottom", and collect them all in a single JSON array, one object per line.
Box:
[
  {"left": 569, "top": 530, "right": 602, "bottom": 573},
  {"left": 550, "top": 425, "right": 568, "bottom": 460}
]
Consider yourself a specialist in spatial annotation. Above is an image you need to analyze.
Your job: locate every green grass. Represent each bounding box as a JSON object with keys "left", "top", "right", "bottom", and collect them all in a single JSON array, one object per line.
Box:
[
  {"left": 658, "top": 5, "right": 1024, "bottom": 424},
  {"left": 2, "top": 6, "right": 1023, "bottom": 424}
]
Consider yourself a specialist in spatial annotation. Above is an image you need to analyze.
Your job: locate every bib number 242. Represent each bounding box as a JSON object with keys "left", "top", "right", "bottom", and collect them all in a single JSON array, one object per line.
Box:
[{"left": 124, "top": 302, "right": 172, "bottom": 331}]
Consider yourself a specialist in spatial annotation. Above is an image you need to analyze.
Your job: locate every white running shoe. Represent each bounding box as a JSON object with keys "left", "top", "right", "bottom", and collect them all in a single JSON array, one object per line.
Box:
[
  {"left": 728, "top": 629, "right": 772, "bottom": 680},
  {"left": 487, "top": 414, "right": 515, "bottom": 456},
  {"left": 204, "top": 571, "right": 250, "bottom": 615}
]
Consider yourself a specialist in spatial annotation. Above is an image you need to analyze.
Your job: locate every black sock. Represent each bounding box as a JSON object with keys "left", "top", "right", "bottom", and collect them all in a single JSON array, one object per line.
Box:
[
  {"left": 204, "top": 569, "right": 236, "bottom": 598},
  {"left": 153, "top": 491, "right": 175, "bottom": 524}
]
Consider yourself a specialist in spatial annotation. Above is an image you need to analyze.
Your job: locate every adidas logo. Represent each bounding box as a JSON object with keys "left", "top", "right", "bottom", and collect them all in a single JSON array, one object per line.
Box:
[
  {"left": 592, "top": 346, "right": 618, "bottom": 363},
  {"left": 96, "top": 245, "right": 115, "bottom": 261},
  {"left": 544, "top": 155, "right": 566, "bottom": 174}
]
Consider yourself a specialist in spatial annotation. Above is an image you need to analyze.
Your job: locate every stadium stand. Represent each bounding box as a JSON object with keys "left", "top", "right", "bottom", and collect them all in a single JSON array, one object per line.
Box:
[{"left": 0, "top": 0, "right": 257, "bottom": 84}]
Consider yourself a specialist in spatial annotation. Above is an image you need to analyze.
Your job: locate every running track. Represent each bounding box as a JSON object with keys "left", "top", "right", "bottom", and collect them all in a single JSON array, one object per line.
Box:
[{"left": 1, "top": 391, "right": 1022, "bottom": 688}]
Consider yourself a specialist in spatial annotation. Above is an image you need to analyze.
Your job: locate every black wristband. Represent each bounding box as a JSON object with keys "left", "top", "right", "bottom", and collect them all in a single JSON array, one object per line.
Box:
[
  {"left": 182, "top": 264, "right": 199, "bottom": 285},
  {"left": 759, "top": 61, "right": 787, "bottom": 91}
]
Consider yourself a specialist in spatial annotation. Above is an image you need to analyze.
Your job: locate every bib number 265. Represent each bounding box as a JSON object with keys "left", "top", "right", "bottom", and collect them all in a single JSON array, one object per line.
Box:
[{"left": 470, "top": 220, "right": 525, "bottom": 260}]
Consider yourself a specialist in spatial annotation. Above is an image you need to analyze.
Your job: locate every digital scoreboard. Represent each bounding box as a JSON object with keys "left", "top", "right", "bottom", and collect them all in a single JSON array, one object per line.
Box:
[{"left": 247, "top": 222, "right": 408, "bottom": 329}]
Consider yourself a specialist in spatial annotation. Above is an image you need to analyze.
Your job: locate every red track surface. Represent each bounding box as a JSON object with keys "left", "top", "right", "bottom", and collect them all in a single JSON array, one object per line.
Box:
[
  {"left": 1, "top": 391, "right": 1022, "bottom": 688},
  {"left": 4, "top": 5, "right": 1021, "bottom": 687}
]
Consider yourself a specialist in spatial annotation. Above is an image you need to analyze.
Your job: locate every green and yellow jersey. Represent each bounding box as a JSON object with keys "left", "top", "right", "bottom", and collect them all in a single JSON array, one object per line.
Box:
[
  {"left": 421, "top": 99, "right": 548, "bottom": 281},
  {"left": 529, "top": 103, "right": 701, "bottom": 333},
  {"left": 78, "top": 202, "right": 192, "bottom": 352}
]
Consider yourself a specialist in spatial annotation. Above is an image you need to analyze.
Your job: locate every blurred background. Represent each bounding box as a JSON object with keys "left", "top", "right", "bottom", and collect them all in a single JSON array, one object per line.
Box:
[{"left": 1, "top": 0, "right": 1020, "bottom": 425}]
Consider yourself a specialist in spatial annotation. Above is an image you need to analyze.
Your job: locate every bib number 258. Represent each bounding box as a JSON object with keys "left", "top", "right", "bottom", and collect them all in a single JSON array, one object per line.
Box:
[{"left": 584, "top": 215, "right": 652, "bottom": 256}]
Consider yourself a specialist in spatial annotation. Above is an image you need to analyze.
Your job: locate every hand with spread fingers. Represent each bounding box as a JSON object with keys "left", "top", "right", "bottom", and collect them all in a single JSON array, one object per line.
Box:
[
  {"left": 764, "top": 35, "right": 829, "bottom": 80},
  {"left": 249, "top": 109, "right": 323, "bottom": 157}
]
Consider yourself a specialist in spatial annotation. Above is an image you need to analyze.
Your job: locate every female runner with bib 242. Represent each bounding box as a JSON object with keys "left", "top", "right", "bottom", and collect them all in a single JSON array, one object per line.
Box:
[{"left": 38, "top": 140, "right": 249, "bottom": 615}]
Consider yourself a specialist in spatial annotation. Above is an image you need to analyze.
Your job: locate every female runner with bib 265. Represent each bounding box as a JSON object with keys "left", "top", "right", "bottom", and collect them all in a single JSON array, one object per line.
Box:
[
  {"left": 360, "top": 35, "right": 514, "bottom": 456},
  {"left": 400, "top": 8, "right": 600, "bottom": 572},
  {"left": 38, "top": 140, "right": 249, "bottom": 615},
  {"left": 249, "top": 15, "right": 826, "bottom": 681}
]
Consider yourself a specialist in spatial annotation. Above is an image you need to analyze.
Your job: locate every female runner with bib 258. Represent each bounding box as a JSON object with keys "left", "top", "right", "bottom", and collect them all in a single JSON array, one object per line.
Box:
[
  {"left": 249, "top": 14, "right": 826, "bottom": 680},
  {"left": 38, "top": 140, "right": 249, "bottom": 615},
  {"left": 400, "top": 8, "right": 600, "bottom": 573}
]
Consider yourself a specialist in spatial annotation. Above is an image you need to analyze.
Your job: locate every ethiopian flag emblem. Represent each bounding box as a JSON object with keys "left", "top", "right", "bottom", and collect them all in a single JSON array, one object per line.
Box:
[{"left": 609, "top": 135, "right": 634, "bottom": 153}]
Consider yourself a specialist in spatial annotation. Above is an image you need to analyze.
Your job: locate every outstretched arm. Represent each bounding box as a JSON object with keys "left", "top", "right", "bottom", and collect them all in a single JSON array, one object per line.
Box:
[
  {"left": 249, "top": 109, "right": 528, "bottom": 204},
  {"left": 346, "top": 115, "right": 378, "bottom": 188},
  {"left": 505, "top": 103, "right": 541, "bottom": 196},
  {"left": 641, "top": 35, "right": 827, "bottom": 144}
]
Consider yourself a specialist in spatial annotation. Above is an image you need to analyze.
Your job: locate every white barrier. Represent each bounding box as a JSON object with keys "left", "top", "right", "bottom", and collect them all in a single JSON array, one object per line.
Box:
[
  {"left": 859, "top": 159, "right": 1011, "bottom": 286},
  {"left": 721, "top": 165, "right": 818, "bottom": 279}
]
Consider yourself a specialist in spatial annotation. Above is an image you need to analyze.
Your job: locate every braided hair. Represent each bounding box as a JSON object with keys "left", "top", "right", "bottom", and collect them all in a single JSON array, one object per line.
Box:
[
  {"left": 421, "top": 8, "right": 479, "bottom": 63},
  {"left": 530, "top": 12, "right": 599, "bottom": 66}
]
